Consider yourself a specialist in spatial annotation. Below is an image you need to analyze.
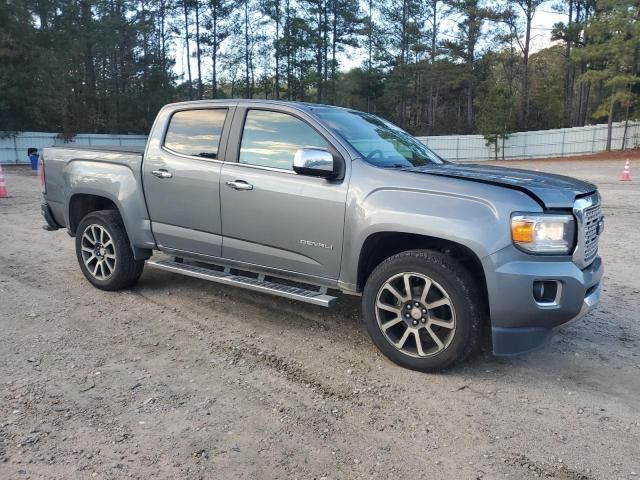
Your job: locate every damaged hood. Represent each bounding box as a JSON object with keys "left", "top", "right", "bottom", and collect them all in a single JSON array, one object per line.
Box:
[{"left": 406, "top": 163, "right": 597, "bottom": 209}]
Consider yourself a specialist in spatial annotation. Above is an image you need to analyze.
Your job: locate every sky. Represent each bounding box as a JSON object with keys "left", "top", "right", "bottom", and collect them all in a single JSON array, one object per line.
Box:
[
  {"left": 174, "top": 1, "right": 569, "bottom": 84},
  {"left": 529, "top": 5, "right": 567, "bottom": 51}
]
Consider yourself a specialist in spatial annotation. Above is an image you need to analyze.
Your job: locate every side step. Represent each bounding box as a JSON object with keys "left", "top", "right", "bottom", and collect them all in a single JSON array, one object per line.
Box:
[{"left": 146, "top": 258, "right": 338, "bottom": 307}]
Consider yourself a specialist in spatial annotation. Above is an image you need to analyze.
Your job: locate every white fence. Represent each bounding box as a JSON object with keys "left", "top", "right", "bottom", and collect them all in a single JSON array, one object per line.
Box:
[
  {"left": 2, "top": 121, "right": 639, "bottom": 164},
  {"left": 418, "top": 121, "right": 640, "bottom": 162},
  {"left": 0, "top": 132, "right": 147, "bottom": 164}
]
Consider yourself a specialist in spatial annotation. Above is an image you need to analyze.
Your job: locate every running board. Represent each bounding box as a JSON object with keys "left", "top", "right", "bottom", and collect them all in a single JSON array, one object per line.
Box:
[{"left": 146, "top": 259, "right": 337, "bottom": 307}]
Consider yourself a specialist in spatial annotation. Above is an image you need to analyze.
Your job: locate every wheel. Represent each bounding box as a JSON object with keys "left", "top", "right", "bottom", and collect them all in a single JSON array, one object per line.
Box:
[
  {"left": 362, "top": 249, "right": 483, "bottom": 372},
  {"left": 75, "top": 210, "right": 144, "bottom": 291}
]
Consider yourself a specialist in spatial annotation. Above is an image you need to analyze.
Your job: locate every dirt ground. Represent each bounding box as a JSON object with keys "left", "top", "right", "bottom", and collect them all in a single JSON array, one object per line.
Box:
[{"left": 1, "top": 159, "right": 639, "bottom": 480}]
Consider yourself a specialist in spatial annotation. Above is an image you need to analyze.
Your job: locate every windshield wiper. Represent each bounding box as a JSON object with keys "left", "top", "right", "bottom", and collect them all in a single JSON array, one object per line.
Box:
[{"left": 380, "top": 164, "right": 410, "bottom": 169}]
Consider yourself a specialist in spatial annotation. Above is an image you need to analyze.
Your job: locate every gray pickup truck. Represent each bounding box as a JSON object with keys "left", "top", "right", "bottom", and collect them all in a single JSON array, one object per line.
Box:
[{"left": 40, "top": 100, "right": 604, "bottom": 371}]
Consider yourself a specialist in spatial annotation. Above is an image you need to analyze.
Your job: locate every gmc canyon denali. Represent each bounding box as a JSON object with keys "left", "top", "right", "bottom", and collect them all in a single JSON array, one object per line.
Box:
[{"left": 40, "top": 100, "right": 604, "bottom": 372}]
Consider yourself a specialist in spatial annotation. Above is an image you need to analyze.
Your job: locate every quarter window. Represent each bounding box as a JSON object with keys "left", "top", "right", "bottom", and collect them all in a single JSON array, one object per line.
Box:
[
  {"left": 239, "top": 110, "right": 329, "bottom": 170},
  {"left": 164, "top": 109, "right": 227, "bottom": 159}
]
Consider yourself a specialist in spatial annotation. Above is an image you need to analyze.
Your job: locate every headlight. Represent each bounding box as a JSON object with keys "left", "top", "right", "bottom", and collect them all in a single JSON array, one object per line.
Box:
[{"left": 511, "top": 214, "right": 575, "bottom": 254}]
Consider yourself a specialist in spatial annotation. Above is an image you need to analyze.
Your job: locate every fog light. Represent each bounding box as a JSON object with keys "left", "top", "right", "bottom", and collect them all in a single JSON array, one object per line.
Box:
[{"left": 533, "top": 281, "right": 560, "bottom": 304}]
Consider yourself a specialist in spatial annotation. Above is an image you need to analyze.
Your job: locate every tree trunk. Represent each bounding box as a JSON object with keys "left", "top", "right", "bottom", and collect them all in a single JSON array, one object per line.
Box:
[
  {"left": 520, "top": 6, "right": 532, "bottom": 129},
  {"left": 182, "top": 0, "right": 193, "bottom": 99},
  {"left": 366, "top": 0, "right": 373, "bottom": 113},
  {"left": 244, "top": 0, "right": 251, "bottom": 98},
  {"left": 466, "top": 77, "right": 473, "bottom": 132},
  {"left": 211, "top": 2, "right": 218, "bottom": 98},
  {"left": 465, "top": 36, "right": 475, "bottom": 132},
  {"left": 316, "top": 1, "right": 323, "bottom": 103},
  {"left": 159, "top": 1, "right": 168, "bottom": 88},
  {"left": 399, "top": 0, "right": 408, "bottom": 128},
  {"left": 563, "top": 0, "right": 573, "bottom": 127},
  {"left": 606, "top": 95, "right": 615, "bottom": 152},
  {"left": 195, "top": 0, "right": 203, "bottom": 99},
  {"left": 428, "top": 0, "right": 438, "bottom": 132},
  {"left": 285, "top": 0, "right": 292, "bottom": 100},
  {"left": 274, "top": 2, "right": 280, "bottom": 99},
  {"left": 331, "top": 1, "right": 337, "bottom": 104},
  {"left": 323, "top": 0, "right": 328, "bottom": 101},
  {"left": 81, "top": 0, "right": 97, "bottom": 128}
]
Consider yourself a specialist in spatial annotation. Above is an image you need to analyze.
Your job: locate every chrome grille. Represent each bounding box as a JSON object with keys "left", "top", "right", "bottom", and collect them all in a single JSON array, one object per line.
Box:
[
  {"left": 573, "top": 193, "right": 602, "bottom": 268},
  {"left": 582, "top": 204, "right": 601, "bottom": 265}
]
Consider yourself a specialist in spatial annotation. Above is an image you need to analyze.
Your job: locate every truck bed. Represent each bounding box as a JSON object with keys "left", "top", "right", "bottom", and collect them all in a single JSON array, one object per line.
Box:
[{"left": 42, "top": 145, "right": 147, "bottom": 238}]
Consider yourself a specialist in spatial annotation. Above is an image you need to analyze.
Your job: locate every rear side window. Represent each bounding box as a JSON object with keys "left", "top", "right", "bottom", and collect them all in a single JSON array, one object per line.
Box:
[
  {"left": 164, "top": 109, "right": 227, "bottom": 159},
  {"left": 239, "top": 110, "right": 329, "bottom": 170}
]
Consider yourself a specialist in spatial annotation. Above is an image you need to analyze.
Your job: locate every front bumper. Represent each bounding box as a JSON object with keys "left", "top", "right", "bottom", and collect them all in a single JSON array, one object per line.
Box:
[{"left": 483, "top": 246, "right": 603, "bottom": 356}]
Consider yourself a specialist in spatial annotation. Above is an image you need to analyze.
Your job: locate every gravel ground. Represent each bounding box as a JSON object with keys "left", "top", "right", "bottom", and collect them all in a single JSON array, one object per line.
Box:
[{"left": 0, "top": 159, "right": 639, "bottom": 480}]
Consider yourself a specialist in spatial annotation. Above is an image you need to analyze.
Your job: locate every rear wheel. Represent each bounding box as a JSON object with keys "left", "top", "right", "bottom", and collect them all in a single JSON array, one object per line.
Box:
[
  {"left": 362, "top": 249, "right": 482, "bottom": 372},
  {"left": 75, "top": 210, "right": 144, "bottom": 291}
]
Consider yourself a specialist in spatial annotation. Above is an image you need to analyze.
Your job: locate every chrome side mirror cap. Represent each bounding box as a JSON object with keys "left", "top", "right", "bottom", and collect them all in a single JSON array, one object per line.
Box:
[{"left": 293, "top": 147, "right": 337, "bottom": 178}]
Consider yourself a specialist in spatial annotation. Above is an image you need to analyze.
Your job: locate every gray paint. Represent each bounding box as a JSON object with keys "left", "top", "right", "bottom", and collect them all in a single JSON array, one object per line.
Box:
[
  {"left": 218, "top": 103, "right": 351, "bottom": 279},
  {"left": 141, "top": 104, "right": 236, "bottom": 256},
  {"left": 42, "top": 147, "right": 155, "bottom": 249},
  {"left": 42, "top": 99, "right": 604, "bottom": 355},
  {"left": 339, "top": 160, "right": 543, "bottom": 289}
]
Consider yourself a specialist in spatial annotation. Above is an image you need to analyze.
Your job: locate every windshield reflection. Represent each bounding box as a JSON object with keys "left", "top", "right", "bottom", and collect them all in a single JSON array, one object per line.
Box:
[{"left": 314, "top": 109, "right": 444, "bottom": 168}]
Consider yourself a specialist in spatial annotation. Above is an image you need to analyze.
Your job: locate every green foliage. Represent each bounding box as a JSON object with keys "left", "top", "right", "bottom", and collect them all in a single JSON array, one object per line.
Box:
[
  {"left": 574, "top": 0, "right": 640, "bottom": 122},
  {"left": 477, "top": 54, "right": 517, "bottom": 159},
  {"left": 0, "top": 0, "right": 176, "bottom": 134},
  {"left": 1, "top": 0, "right": 638, "bottom": 138},
  {"left": 527, "top": 45, "right": 565, "bottom": 129}
]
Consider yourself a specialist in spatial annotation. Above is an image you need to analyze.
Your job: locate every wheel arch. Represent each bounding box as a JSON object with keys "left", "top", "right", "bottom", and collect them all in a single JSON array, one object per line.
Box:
[
  {"left": 68, "top": 194, "right": 152, "bottom": 261},
  {"left": 68, "top": 193, "right": 119, "bottom": 234},
  {"left": 356, "top": 232, "right": 489, "bottom": 314}
]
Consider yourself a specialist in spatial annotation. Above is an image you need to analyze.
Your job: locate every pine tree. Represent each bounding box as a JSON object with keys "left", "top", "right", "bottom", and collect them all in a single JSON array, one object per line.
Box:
[{"left": 575, "top": 0, "right": 640, "bottom": 150}]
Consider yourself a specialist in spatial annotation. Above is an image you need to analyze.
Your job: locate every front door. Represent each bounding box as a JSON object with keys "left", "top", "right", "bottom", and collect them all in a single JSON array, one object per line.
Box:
[
  {"left": 219, "top": 108, "right": 348, "bottom": 279},
  {"left": 143, "top": 106, "right": 233, "bottom": 257}
]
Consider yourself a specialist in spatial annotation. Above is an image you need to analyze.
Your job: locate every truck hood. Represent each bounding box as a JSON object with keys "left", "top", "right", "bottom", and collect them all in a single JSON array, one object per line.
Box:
[{"left": 406, "top": 163, "right": 597, "bottom": 209}]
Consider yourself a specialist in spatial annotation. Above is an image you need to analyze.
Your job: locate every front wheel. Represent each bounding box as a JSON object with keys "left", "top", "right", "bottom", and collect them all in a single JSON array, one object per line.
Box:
[
  {"left": 362, "top": 250, "right": 483, "bottom": 372},
  {"left": 75, "top": 210, "right": 144, "bottom": 291}
]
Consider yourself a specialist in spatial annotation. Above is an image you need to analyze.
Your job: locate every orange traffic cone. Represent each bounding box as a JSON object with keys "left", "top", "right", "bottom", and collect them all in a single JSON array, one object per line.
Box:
[
  {"left": 0, "top": 165, "right": 9, "bottom": 198},
  {"left": 621, "top": 159, "right": 631, "bottom": 181}
]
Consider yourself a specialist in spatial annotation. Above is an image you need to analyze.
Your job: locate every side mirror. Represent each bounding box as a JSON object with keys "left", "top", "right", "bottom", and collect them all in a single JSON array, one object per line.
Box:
[{"left": 293, "top": 147, "right": 338, "bottom": 179}]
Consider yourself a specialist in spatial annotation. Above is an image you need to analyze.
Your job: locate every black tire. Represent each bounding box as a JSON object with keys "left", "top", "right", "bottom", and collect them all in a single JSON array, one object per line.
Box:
[
  {"left": 75, "top": 210, "right": 144, "bottom": 291},
  {"left": 362, "top": 249, "right": 483, "bottom": 372}
]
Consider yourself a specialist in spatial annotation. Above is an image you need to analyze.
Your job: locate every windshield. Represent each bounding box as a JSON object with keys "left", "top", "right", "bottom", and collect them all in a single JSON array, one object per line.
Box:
[{"left": 313, "top": 108, "right": 445, "bottom": 168}]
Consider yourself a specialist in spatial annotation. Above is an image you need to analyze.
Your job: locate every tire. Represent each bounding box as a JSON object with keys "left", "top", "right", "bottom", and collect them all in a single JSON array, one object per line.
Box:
[
  {"left": 362, "top": 249, "right": 483, "bottom": 372},
  {"left": 75, "top": 210, "right": 144, "bottom": 291}
]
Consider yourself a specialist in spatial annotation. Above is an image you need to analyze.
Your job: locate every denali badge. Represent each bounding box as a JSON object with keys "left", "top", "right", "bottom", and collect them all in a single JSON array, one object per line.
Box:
[{"left": 300, "top": 239, "right": 334, "bottom": 250}]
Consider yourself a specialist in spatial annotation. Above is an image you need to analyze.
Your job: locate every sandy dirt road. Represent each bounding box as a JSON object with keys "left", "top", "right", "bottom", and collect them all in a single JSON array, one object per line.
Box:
[{"left": 1, "top": 159, "right": 639, "bottom": 479}]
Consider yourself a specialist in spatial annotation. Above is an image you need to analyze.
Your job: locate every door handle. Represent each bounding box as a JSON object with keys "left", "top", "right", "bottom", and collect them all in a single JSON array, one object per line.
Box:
[
  {"left": 151, "top": 169, "right": 173, "bottom": 179},
  {"left": 226, "top": 180, "right": 253, "bottom": 191}
]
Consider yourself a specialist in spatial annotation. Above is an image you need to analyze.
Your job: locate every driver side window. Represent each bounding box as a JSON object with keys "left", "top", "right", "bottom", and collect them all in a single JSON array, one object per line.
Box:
[{"left": 239, "top": 110, "right": 329, "bottom": 170}]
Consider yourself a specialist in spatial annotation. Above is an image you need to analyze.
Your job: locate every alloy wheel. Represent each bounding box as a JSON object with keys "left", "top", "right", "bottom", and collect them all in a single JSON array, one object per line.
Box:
[
  {"left": 80, "top": 224, "right": 117, "bottom": 280},
  {"left": 375, "top": 272, "right": 456, "bottom": 358}
]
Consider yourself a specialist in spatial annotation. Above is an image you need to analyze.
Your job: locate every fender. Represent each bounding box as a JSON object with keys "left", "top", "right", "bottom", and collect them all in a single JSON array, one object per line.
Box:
[
  {"left": 338, "top": 160, "right": 542, "bottom": 290},
  {"left": 64, "top": 159, "right": 156, "bottom": 250}
]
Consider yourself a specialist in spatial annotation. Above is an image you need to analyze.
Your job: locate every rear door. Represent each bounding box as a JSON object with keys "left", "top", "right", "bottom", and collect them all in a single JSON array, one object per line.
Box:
[
  {"left": 219, "top": 105, "right": 349, "bottom": 279},
  {"left": 143, "top": 105, "right": 234, "bottom": 257}
]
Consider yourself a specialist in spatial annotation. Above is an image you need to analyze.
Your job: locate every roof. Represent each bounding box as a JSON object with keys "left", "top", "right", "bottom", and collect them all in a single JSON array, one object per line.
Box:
[{"left": 164, "top": 99, "right": 349, "bottom": 113}]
